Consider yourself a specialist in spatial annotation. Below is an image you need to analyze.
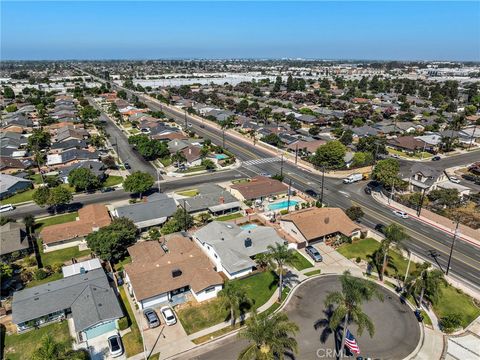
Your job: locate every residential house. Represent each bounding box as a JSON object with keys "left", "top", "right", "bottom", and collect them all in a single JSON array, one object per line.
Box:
[
  {"left": 286, "top": 139, "right": 326, "bottom": 156},
  {"left": 0, "top": 222, "right": 30, "bottom": 261},
  {"left": 40, "top": 204, "right": 111, "bottom": 252},
  {"left": 0, "top": 174, "right": 32, "bottom": 199},
  {"left": 403, "top": 163, "right": 448, "bottom": 193},
  {"left": 0, "top": 156, "right": 26, "bottom": 174},
  {"left": 46, "top": 149, "right": 99, "bottom": 167},
  {"left": 230, "top": 176, "right": 288, "bottom": 201},
  {"left": 182, "top": 184, "right": 240, "bottom": 215},
  {"left": 12, "top": 267, "right": 123, "bottom": 342},
  {"left": 279, "top": 207, "right": 362, "bottom": 248},
  {"left": 193, "top": 221, "right": 284, "bottom": 279},
  {"left": 414, "top": 134, "right": 442, "bottom": 153},
  {"left": 50, "top": 139, "right": 88, "bottom": 153},
  {"left": 387, "top": 136, "right": 426, "bottom": 153},
  {"left": 124, "top": 233, "right": 223, "bottom": 309},
  {"left": 58, "top": 161, "right": 105, "bottom": 184},
  {"left": 111, "top": 193, "right": 177, "bottom": 230}
]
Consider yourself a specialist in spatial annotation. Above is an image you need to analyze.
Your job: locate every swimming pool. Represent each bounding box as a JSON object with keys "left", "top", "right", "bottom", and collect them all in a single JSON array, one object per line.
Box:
[
  {"left": 240, "top": 224, "right": 258, "bottom": 230},
  {"left": 268, "top": 200, "right": 299, "bottom": 210},
  {"left": 215, "top": 154, "right": 228, "bottom": 160}
]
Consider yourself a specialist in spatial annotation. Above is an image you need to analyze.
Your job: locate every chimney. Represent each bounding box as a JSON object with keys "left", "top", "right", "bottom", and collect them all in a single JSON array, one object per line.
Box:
[
  {"left": 189, "top": 148, "right": 192, "bottom": 155},
  {"left": 219, "top": 196, "right": 224, "bottom": 204}
]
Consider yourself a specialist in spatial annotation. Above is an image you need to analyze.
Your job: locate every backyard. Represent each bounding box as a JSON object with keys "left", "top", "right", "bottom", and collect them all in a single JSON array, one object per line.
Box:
[
  {"left": 215, "top": 212, "right": 243, "bottom": 222},
  {"left": 177, "top": 271, "right": 278, "bottom": 334},
  {"left": 2, "top": 321, "right": 72, "bottom": 360}
]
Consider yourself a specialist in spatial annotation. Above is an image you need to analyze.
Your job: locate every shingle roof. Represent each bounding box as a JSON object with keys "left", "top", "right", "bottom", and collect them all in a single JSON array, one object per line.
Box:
[
  {"left": 194, "top": 221, "right": 284, "bottom": 274},
  {"left": 12, "top": 268, "right": 123, "bottom": 331},
  {"left": 125, "top": 233, "right": 223, "bottom": 301},
  {"left": 0, "top": 222, "right": 29, "bottom": 255},
  {"left": 114, "top": 193, "right": 176, "bottom": 227},
  {"left": 230, "top": 176, "right": 288, "bottom": 200},
  {"left": 280, "top": 207, "right": 361, "bottom": 240},
  {"left": 0, "top": 174, "right": 32, "bottom": 194}
]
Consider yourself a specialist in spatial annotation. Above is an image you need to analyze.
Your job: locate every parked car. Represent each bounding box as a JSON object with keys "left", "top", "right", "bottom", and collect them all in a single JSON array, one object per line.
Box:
[
  {"left": 305, "top": 245, "right": 323, "bottom": 262},
  {"left": 305, "top": 189, "right": 318, "bottom": 198},
  {"left": 108, "top": 334, "right": 124, "bottom": 358},
  {"left": 364, "top": 187, "right": 372, "bottom": 195},
  {"left": 449, "top": 176, "right": 461, "bottom": 184},
  {"left": 462, "top": 173, "right": 480, "bottom": 185},
  {"left": 143, "top": 308, "right": 160, "bottom": 328},
  {"left": 393, "top": 210, "right": 409, "bottom": 219},
  {"left": 414, "top": 309, "right": 424, "bottom": 322},
  {"left": 260, "top": 172, "right": 272, "bottom": 178},
  {"left": 375, "top": 224, "right": 386, "bottom": 234},
  {"left": 0, "top": 204, "right": 15, "bottom": 213},
  {"left": 124, "top": 162, "right": 131, "bottom": 169},
  {"left": 432, "top": 156, "right": 441, "bottom": 161},
  {"left": 101, "top": 187, "right": 115, "bottom": 193},
  {"left": 160, "top": 306, "right": 177, "bottom": 326}
]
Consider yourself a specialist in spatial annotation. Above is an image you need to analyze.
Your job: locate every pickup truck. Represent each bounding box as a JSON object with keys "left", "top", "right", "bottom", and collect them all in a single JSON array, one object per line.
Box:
[{"left": 343, "top": 173, "right": 363, "bottom": 184}]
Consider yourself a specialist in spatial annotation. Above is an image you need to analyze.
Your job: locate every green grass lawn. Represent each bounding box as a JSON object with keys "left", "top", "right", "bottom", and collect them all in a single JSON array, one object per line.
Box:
[
  {"left": 0, "top": 189, "right": 35, "bottom": 205},
  {"left": 3, "top": 321, "right": 71, "bottom": 360},
  {"left": 181, "top": 165, "right": 206, "bottom": 173},
  {"left": 34, "top": 212, "right": 79, "bottom": 232},
  {"left": 215, "top": 213, "right": 243, "bottom": 222},
  {"left": 159, "top": 157, "right": 172, "bottom": 167},
  {"left": 337, "top": 238, "right": 418, "bottom": 278},
  {"left": 433, "top": 283, "right": 480, "bottom": 328},
  {"left": 26, "top": 272, "right": 63, "bottom": 288},
  {"left": 175, "top": 189, "right": 199, "bottom": 197},
  {"left": 177, "top": 271, "right": 278, "bottom": 334},
  {"left": 290, "top": 251, "right": 314, "bottom": 271},
  {"left": 119, "top": 287, "right": 144, "bottom": 357},
  {"left": 388, "top": 148, "right": 432, "bottom": 159},
  {"left": 103, "top": 175, "right": 123, "bottom": 187},
  {"left": 36, "top": 238, "right": 91, "bottom": 267},
  {"left": 113, "top": 256, "right": 131, "bottom": 272},
  {"left": 304, "top": 269, "right": 321, "bottom": 277}
]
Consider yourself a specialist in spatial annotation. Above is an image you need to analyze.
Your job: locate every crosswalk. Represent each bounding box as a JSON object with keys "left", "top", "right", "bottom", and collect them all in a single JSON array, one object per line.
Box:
[{"left": 243, "top": 157, "right": 282, "bottom": 166}]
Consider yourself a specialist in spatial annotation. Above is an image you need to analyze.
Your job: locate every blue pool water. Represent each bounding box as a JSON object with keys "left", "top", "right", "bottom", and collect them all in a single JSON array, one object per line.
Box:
[
  {"left": 240, "top": 224, "right": 258, "bottom": 230},
  {"left": 268, "top": 200, "right": 299, "bottom": 210},
  {"left": 215, "top": 154, "right": 228, "bottom": 160}
]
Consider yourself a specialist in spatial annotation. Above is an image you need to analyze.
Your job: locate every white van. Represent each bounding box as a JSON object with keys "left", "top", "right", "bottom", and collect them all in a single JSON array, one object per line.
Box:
[{"left": 0, "top": 204, "right": 15, "bottom": 213}]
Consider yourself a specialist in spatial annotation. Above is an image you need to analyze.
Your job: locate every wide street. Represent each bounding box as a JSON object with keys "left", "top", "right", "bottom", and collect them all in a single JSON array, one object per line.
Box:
[{"left": 176, "top": 275, "right": 421, "bottom": 360}]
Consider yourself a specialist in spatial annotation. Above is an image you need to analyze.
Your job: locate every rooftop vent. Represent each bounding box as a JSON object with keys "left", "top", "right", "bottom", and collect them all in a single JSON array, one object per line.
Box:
[
  {"left": 245, "top": 237, "right": 252, "bottom": 248},
  {"left": 324, "top": 217, "right": 330, "bottom": 224},
  {"left": 172, "top": 269, "right": 182, "bottom": 278}
]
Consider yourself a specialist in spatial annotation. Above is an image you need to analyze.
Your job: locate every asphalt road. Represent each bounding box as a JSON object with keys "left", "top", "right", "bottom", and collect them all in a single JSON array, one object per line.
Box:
[
  {"left": 88, "top": 97, "right": 159, "bottom": 177},
  {"left": 177, "top": 276, "right": 421, "bottom": 360}
]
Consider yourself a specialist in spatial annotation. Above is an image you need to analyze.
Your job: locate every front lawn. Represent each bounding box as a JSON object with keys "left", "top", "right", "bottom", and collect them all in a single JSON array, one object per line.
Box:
[
  {"left": 337, "top": 238, "right": 418, "bottom": 278},
  {"left": 175, "top": 189, "right": 199, "bottom": 197},
  {"left": 304, "top": 269, "right": 321, "bottom": 277},
  {"left": 34, "top": 212, "right": 79, "bottom": 232},
  {"left": 119, "top": 287, "right": 144, "bottom": 357},
  {"left": 3, "top": 321, "right": 71, "bottom": 360},
  {"left": 290, "top": 251, "right": 313, "bottom": 271},
  {"left": 387, "top": 148, "right": 432, "bottom": 159},
  {"left": 103, "top": 175, "right": 123, "bottom": 187},
  {"left": 35, "top": 238, "right": 91, "bottom": 267},
  {"left": 0, "top": 189, "right": 35, "bottom": 205},
  {"left": 433, "top": 283, "right": 480, "bottom": 328},
  {"left": 215, "top": 212, "right": 243, "bottom": 222},
  {"left": 180, "top": 165, "right": 206, "bottom": 173},
  {"left": 177, "top": 271, "right": 278, "bottom": 334}
]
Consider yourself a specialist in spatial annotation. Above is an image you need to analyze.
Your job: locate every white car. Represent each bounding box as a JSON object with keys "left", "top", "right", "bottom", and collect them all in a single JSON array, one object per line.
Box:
[
  {"left": 393, "top": 210, "right": 409, "bottom": 219},
  {"left": 108, "top": 334, "right": 124, "bottom": 358},
  {"left": 160, "top": 306, "right": 177, "bottom": 326},
  {"left": 449, "top": 177, "right": 461, "bottom": 184},
  {"left": 0, "top": 204, "right": 15, "bottom": 213}
]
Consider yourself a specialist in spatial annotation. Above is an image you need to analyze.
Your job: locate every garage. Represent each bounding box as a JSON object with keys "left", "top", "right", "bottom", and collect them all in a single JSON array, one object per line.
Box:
[
  {"left": 140, "top": 292, "right": 168, "bottom": 309},
  {"left": 83, "top": 320, "right": 118, "bottom": 340}
]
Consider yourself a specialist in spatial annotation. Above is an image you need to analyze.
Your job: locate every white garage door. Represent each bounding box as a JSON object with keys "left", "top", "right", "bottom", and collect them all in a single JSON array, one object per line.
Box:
[{"left": 141, "top": 293, "right": 168, "bottom": 309}]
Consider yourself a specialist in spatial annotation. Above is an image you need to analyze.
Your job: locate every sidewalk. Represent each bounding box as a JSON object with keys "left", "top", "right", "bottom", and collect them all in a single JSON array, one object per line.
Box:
[{"left": 372, "top": 190, "right": 480, "bottom": 246}]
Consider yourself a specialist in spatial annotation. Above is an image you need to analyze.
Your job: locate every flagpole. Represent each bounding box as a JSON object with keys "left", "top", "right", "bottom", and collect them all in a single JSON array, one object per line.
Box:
[{"left": 339, "top": 313, "right": 349, "bottom": 359}]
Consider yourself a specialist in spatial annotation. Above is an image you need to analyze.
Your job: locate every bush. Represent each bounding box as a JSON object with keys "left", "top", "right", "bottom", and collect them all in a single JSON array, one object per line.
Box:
[
  {"left": 51, "top": 263, "right": 63, "bottom": 273},
  {"left": 279, "top": 209, "right": 289, "bottom": 215},
  {"left": 356, "top": 257, "right": 362, "bottom": 263},
  {"left": 34, "top": 268, "right": 48, "bottom": 280},
  {"left": 25, "top": 256, "right": 37, "bottom": 267},
  {"left": 118, "top": 317, "right": 129, "bottom": 330},
  {"left": 440, "top": 313, "right": 462, "bottom": 333}
]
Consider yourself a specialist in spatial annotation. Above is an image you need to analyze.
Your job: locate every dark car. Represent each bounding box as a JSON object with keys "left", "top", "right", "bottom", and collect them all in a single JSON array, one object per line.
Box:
[
  {"left": 375, "top": 224, "right": 386, "bottom": 234},
  {"left": 124, "top": 162, "right": 131, "bottom": 169},
  {"left": 364, "top": 187, "right": 372, "bottom": 195},
  {"left": 305, "top": 245, "right": 323, "bottom": 262},
  {"left": 432, "top": 156, "right": 441, "bottom": 161},
  {"left": 414, "top": 309, "right": 424, "bottom": 322},
  {"left": 305, "top": 189, "right": 318, "bottom": 198},
  {"left": 143, "top": 308, "right": 160, "bottom": 328},
  {"left": 101, "top": 187, "right": 115, "bottom": 193}
]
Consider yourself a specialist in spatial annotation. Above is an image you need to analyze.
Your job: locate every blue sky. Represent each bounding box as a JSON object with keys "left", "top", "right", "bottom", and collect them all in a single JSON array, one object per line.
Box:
[{"left": 1, "top": 1, "right": 479, "bottom": 61}]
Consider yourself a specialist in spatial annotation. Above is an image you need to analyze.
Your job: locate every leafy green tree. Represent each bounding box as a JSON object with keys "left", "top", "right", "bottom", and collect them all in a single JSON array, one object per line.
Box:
[
  {"left": 380, "top": 223, "right": 407, "bottom": 280},
  {"left": 218, "top": 281, "right": 250, "bottom": 326},
  {"left": 0, "top": 263, "right": 13, "bottom": 279},
  {"left": 6, "top": 104, "right": 17, "bottom": 112},
  {"left": 32, "top": 335, "right": 88, "bottom": 360},
  {"left": 3, "top": 86, "right": 15, "bottom": 99},
  {"left": 238, "top": 312, "right": 299, "bottom": 360},
  {"left": 171, "top": 151, "right": 187, "bottom": 167},
  {"left": 68, "top": 168, "right": 101, "bottom": 192},
  {"left": 261, "top": 133, "right": 282, "bottom": 147},
  {"left": 440, "top": 314, "right": 462, "bottom": 333},
  {"left": 88, "top": 134, "right": 106, "bottom": 148},
  {"left": 148, "top": 227, "right": 161, "bottom": 241},
  {"left": 346, "top": 206, "right": 364, "bottom": 222},
  {"left": 129, "top": 135, "right": 169, "bottom": 160},
  {"left": 405, "top": 263, "right": 444, "bottom": 310},
  {"left": 311, "top": 140, "right": 346, "bottom": 169},
  {"left": 23, "top": 214, "right": 35, "bottom": 236},
  {"left": 351, "top": 152, "right": 373, "bottom": 168},
  {"left": 86, "top": 217, "right": 137, "bottom": 262},
  {"left": 161, "top": 208, "right": 194, "bottom": 234},
  {"left": 47, "top": 186, "right": 73, "bottom": 213},
  {"left": 267, "top": 243, "right": 296, "bottom": 301},
  {"left": 123, "top": 171, "right": 154, "bottom": 198},
  {"left": 339, "top": 129, "right": 353, "bottom": 146},
  {"left": 201, "top": 159, "right": 216, "bottom": 170},
  {"left": 372, "top": 158, "right": 400, "bottom": 187},
  {"left": 324, "top": 271, "right": 383, "bottom": 358},
  {"left": 356, "top": 136, "right": 387, "bottom": 156},
  {"left": 33, "top": 187, "right": 51, "bottom": 207},
  {"left": 28, "top": 129, "right": 52, "bottom": 183},
  {"left": 427, "top": 188, "right": 459, "bottom": 207}
]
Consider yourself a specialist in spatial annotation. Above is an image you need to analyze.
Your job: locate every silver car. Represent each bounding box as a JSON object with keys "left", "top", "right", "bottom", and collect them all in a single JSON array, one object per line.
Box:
[
  {"left": 143, "top": 308, "right": 160, "bottom": 328},
  {"left": 108, "top": 334, "right": 124, "bottom": 358},
  {"left": 305, "top": 246, "right": 323, "bottom": 262}
]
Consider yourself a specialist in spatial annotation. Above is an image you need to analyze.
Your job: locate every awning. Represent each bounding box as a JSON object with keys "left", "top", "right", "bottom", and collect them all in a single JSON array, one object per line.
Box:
[{"left": 208, "top": 201, "right": 241, "bottom": 213}]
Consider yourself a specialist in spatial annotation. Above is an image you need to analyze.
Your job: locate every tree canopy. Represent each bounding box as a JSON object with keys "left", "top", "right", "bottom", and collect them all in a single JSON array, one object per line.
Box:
[
  {"left": 122, "top": 171, "right": 154, "bottom": 196},
  {"left": 161, "top": 208, "right": 194, "bottom": 234},
  {"left": 311, "top": 140, "right": 346, "bottom": 169},
  {"left": 372, "top": 158, "right": 400, "bottom": 187},
  {"left": 128, "top": 134, "right": 169, "bottom": 160},
  {"left": 68, "top": 168, "right": 101, "bottom": 192}
]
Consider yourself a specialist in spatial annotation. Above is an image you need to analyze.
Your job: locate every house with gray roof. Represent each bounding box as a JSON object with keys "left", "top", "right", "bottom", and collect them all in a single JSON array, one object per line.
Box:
[
  {"left": 402, "top": 163, "right": 448, "bottom": 193},
  {"left": 12, "top": 268, "right": 123, "bottom": 342},
  {"left": 0, "top": 174, "right": 32, "bottom": 199},
  {"left": 112, "top": 193, "right": 177, "bottom": 230},
  {"left": 46, "top": 149, "right": 99, "bottom": 166},
  {"left": 193, "top": 221, "right": 284, "bottom": 279},
  {"left": 58, "top": 160, "right": 105, "bottom": 183},
  {"left": 182, "top": 184, "right": 239, "bottom": 215},
  {"left": 0, "top": 222, "right": 30, "bottom": 260}
]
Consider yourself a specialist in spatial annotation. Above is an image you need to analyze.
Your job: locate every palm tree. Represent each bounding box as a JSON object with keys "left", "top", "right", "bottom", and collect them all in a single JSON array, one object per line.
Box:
[
  {"left": 267, "top": 243, "right": 297, "bottom": 301},
  {"left": 380, "top": 224, "right": 407, "bottom": 281},
  {"left": 405, "top": 263, "right": 444, "bottom": 311},
  {"left": 32, "top": 335, "right": 62, "bottom": 360},
  {"left": 325, "top": 271, "right": 383, "bottom": 358},
  {"left": 238, "top": 311, "right": 299, "bottom": 360},
  {"left": 171, "top": 151, "right": 187, "bottom": 168},
  {"left": 23, "top": 214, "right": 35, "bottom": 237},
  {"left": 218, "top": 280, "right": 250, "bottom": 326}
]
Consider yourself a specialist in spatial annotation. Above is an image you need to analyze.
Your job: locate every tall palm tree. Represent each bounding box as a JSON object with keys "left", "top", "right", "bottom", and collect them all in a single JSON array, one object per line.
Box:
[
  {"left": 23, "top": 214, "right": 35, "bottom": 237},
  {"left": 32, "top": 335, "right": 62, "bottom": 360},
  {"left": 267, "top": 243, "right": 297, "bottom": 301},
  {"left": 218, "top": 280, "right": 250, "bottom": 326},
  {"left": 171, "top": 151, "right": 187, "bottom": 167},
  {"left": 405, "top": 263, "right": 444, "bottom": 310},
  {"left": 238, "top": 311, "right": 299, "bottom": 360},
  {"left": 325, "top": 271, "right": 383, "bottom": 358},
  {"left": 380, "top": 223, "right": 407, "bottom": 281}
]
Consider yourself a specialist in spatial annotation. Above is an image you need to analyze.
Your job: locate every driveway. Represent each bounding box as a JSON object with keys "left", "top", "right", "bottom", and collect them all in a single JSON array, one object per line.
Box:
[
  {"left": 299, "top": 242, "right": 353, "bottom": 270},
  {"left": 176, "top": 275, "right": 421, "bottom": 360}
]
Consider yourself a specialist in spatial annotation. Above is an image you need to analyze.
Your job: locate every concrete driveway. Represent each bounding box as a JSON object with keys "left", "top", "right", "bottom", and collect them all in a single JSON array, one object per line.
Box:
[{"left": 299, "top": 242, "right": 353, "bottom": 269}]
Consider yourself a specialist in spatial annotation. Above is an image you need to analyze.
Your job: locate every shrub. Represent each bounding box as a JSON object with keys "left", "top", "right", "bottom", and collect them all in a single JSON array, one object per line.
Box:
[
  {"left": 356, "top": 257, "right": 362, "bottom": 263},
  {"left": 51, "top": 263, "right": 63, "bottom": 273},
  {"left": 25, "top": 256, "right": 37, "bottom": 267},
  {"left": 34, "top": 268, "right": 48, "bottom": 280},
  {"left": 118, "top": 317, "right": 129, "bottom": 330},
  {"left": 440, "top": 313, "right": 462, "bottom": 333},
  {"left": 279, "top": 209, "right": 289, "bottom": 215}
]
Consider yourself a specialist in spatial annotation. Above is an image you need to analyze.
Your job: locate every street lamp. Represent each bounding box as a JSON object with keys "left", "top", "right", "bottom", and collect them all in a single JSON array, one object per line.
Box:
[
  {"left": 446, "top": 220, "right": 460, "bottom": 276},
  {"left": 320, "top": 165, "right": 326, "bottom": 207}
]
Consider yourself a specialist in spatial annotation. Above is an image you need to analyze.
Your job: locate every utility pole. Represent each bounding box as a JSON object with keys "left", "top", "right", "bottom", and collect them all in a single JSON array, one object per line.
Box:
[
  {"left": 183, "top": 199, "right": 188, "bottom": 232},
  {"left": 416, "top": 188, "right": 427, "bottom": 217},
  {"left": 295, "top": 143, "right": 298, "bottom": 164},
  {"left": 446, "top": 220, "right": 460, "bottom": 276},
  {"left": 389, "top": 179, "right": 395, "bottom": 204},
  {"left": 280, "top": 154, "right": 284, "bottom": 178},
  {"left": 469, "top": 126, "right": 477, "bottom": 149},
  {"left": 320, "top": 166, "right": 325, "bottom": 207},
  {"left": 184, "top": 108, "right": 188, "bottom": 130},
  {"left": 157, "top": 169, "right": 161, "bottom": 193},
  {"left": 373, "top": 142, "right": 380, "bottom": 165},
  {"left": 287, "top": 179, "right": 292, "bottom": 214},
  {"left": 403, "top": 251, "right": 412, "bottom": 289},
  {"left": 222, "top": 128, "right": 226, "bottom": 149}
]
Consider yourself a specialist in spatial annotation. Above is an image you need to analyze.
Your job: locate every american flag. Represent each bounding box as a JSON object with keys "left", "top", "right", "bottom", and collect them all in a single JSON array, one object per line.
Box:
[{"left": 345, "top": 329, "right": 360, "bottom": 354}]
